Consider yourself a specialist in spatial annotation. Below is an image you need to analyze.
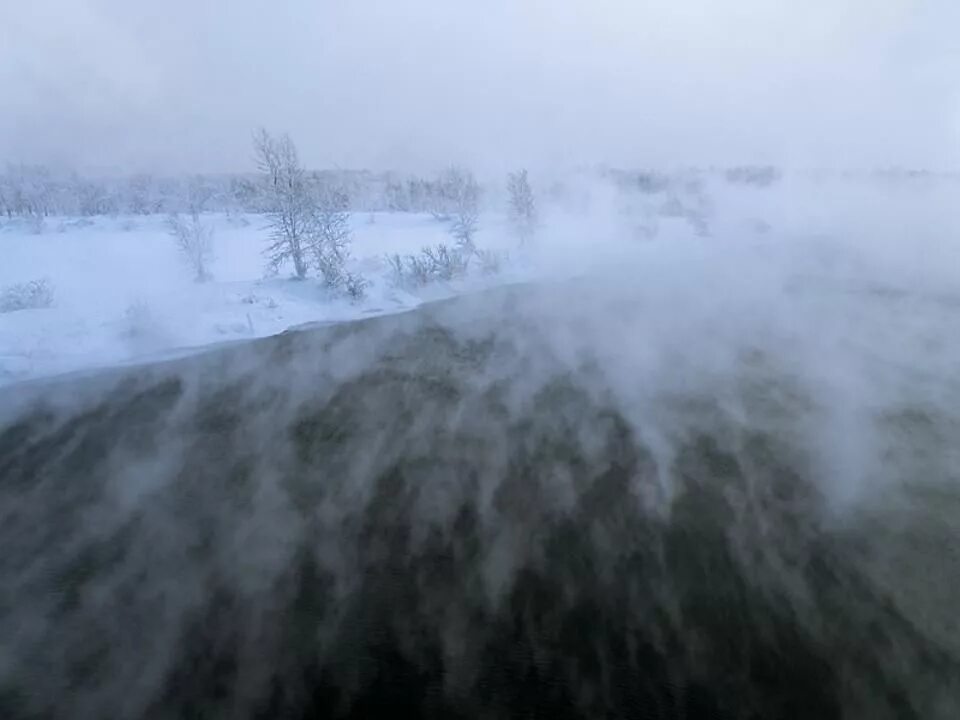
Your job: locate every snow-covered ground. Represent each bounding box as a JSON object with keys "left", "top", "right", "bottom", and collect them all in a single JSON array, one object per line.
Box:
[
  {"left": 0, "top": 212, "right": 530, "bottom": 386},
  {"left": 2, "top": 174, "right": 957, "bottom": 388}
]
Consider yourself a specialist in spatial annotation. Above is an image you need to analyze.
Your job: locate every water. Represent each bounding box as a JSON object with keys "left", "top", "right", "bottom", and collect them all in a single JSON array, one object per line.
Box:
[{"left": 1, "top": 278, "right": 959, "bottom": 719}]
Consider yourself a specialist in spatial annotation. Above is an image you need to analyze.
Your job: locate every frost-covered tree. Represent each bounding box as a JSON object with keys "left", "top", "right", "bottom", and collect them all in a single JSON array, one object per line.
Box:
[
  {"left": 440, "top": 166, "right": 480, "bottom": 252},
  {"left": 76, "top": 177, "right": 116, "bottom": 217},
  {"left": 166, "top": 211, "right": 214, "bottom": 282},
  {"left": 313, "top": 185, "right": 367, "bottom": 299},
  {"left": 407, "top": 177, "right": 430, "bottom": 213},
  {"left": 0, "top": 176, "right": 10, "bottom": 219},
  {"left": 185, "top": 175, "right": 215, "bottom": 215},
  {"left": 450, "top": 207, "right": 478, "bottom": 251},
  {"left": 507, "top": 169, "right": 537, "bottom": 245},
  {"left": 126, "top": 174, "right": 157, "bottom": 215},
  {"left": 253, "top": 128, "right": 313, "bottom": 279},
  {"left": 252, "top": 129, "right": 362, "bottom": 295},
  {"left": 3, "top": 164, "right": 54, "bottom": 220},
  {"left": 311, "top": 185, "right": 352, "bottom": 288},
  {"left": 384, "top": 179, "right": 408, "bottom": 211},
  {"left": 2, "top": 164, "right": 56, "bottom": 231}
]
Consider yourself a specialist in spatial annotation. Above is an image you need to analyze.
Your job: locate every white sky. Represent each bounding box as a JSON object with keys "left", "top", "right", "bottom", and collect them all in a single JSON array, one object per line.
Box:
[{"left": 1, "top": 0, "right": 958, "bottom": 174}]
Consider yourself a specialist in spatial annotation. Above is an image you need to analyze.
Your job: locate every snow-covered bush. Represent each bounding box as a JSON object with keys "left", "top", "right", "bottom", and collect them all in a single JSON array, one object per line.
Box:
[
  {"left": 506, "top": 169, "right": 538, "bottom": 245},
  {"left": 315, "top": 252, "right": 347, "bottom": 290},
  {"left": 0, "top": 279, "right": 54, "bottom": 313},
  {"left": 316, "top": 258, "right": 367, "bottom": 300},
  {"left": 387, "top": 253, "right": 432, "bottom": 288},
  {"left": 344, "top": 273, "right": 369, "bottom": 301},
  {"left": 313, "top": 236, "right": 366, "bottom": 300},
  {"left": 387, "top": 243, "right": 471, "bottom": 288},
  {"left": 311, "top": 187, "right": 353, "bottom": 289},
  {"left": 449, "top": 212, "right": 478, "bottom": 251},
  {"left": 422, "top": 244, "right": 470, "bottom": 281},
  {"left": 166, "top": 212, "right": 214, "bottom": 282}
]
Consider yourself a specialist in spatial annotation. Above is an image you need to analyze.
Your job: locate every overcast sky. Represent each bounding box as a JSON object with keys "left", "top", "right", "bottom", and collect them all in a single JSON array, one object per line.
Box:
[{"left": 1, "top": 0, "right": 958, "bottom": 174}]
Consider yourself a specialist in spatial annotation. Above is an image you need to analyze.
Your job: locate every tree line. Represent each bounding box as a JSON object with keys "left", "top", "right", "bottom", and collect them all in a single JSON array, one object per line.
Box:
[
  {"left": 159, "top": 129, "right": 538, "bottom": 298},
  {"left": 0, "top": 161, "right": 513, "bottom": 221}
]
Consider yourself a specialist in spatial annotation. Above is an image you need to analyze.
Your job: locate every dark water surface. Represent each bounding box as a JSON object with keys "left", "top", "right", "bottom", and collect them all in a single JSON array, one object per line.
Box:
[{"left": 1, "top": 283, "right": 958, "bottom": 719}]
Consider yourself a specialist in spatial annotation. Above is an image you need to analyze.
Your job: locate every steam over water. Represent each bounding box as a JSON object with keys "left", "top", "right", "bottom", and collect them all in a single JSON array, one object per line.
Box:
[{"left": 2, "top": 261, "right": 960, "bottom": 718}]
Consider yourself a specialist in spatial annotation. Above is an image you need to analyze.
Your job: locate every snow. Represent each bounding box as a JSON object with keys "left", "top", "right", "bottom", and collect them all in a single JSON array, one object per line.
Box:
[
  {"left": 0, "top": 212, "right": 525, "bottom": 386},
  {"left": 2, "top": 173, "right": 958, "bottom": 388}
]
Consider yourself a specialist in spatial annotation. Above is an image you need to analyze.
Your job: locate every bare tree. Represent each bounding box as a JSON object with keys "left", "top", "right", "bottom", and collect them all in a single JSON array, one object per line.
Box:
[
  {"left": 507, "top": 169, "right": 538, "bottom": 245},
  {"left": 166, "top": 212, "right": 214, "bottom": 282},
  {"left": 253, "top": 128, "right": 312, "bottom": 279}
]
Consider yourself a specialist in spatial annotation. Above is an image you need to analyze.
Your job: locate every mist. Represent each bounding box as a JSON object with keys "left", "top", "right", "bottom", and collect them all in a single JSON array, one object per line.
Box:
[
  {"left": 3, "top": 164, "right": 960, "bottom": 715},
  {"left": 3, "top": 0, "right": 959, "bottom": 174},
  {"left": 3, "top": 1, "right": 960, "bottom": 718}
]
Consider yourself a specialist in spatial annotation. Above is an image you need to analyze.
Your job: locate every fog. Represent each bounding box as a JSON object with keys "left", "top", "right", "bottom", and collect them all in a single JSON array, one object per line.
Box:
[
  {"left": 3, "top": 2, "right": 960, "bottom": 717},
  {"left": 4, "top": 173, "right": 960, "bottom": 716},
  {"left": 3, "top": 0, "right": 959, "bottom": 174}
]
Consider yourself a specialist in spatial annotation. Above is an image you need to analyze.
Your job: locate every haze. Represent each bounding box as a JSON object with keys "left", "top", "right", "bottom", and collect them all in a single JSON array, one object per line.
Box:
[{"left": 2, "top": 0, "right": 959, "bottom": 174}]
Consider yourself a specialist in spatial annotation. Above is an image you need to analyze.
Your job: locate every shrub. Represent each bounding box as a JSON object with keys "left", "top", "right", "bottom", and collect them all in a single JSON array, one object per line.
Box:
[
  {"left": 344, "top": 272, "right": 369, "bottom": 301},
  {"left": 166, "top": 212, "right": 214, "bottom": 282},
  {"left": 0, "top": 279, "right": 54, "bottom": 313},
  {"left": 387, "top": 243, "right": 470, "bottom": 289}
]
